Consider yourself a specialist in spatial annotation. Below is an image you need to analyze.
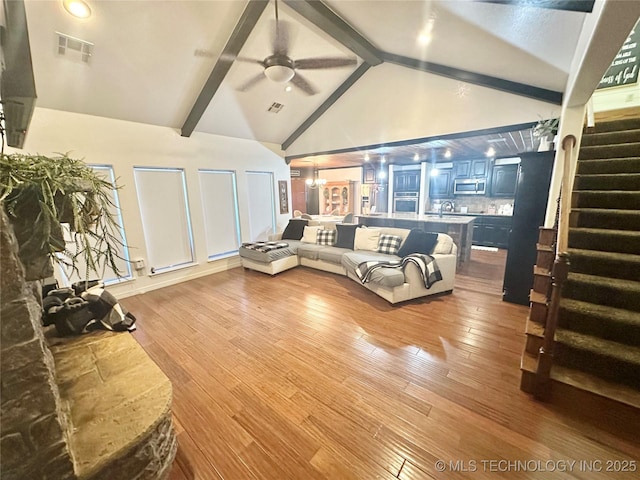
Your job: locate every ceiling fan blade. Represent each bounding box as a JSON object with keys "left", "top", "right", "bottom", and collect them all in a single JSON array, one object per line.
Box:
[
  {"left": 235, "top": 57, "right": 264, "bottom": 66},
  {"left": 294, "top": 57, "right": 357, "bottom": 70},
  {"left": 271, "top": 18, "right": 291, "bottom": 57},
  {"left": 290, "top": 73, "right": 317, "bottom": 96},
  {"left": 237, "top": 72, "right": 266, "bottom": 92}
]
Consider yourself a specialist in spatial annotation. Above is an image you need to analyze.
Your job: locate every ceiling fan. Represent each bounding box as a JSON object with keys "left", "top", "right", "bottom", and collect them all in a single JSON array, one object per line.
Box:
[{"left": 236, "top": 0, "right": 357, "bottom": 95}]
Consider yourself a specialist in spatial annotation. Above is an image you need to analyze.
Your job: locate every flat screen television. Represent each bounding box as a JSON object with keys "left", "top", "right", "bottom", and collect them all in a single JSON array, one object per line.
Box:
[{"left": 1, "top": 0, "right": 36, "bottom": 149}]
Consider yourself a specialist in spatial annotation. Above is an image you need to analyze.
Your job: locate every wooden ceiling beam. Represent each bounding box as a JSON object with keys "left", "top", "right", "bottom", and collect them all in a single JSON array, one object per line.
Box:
[
  {"left": 283, "top": 0, "right": 382, "bottom": 66},
  {"left": 381, "top": 52, "right": 563, "bottom": 105},
  {"left": 478, "top": 0, "right": 595, "bottom": 13},
  {"left": 181, "top": 0, "right": 269, "bottom": 137}
]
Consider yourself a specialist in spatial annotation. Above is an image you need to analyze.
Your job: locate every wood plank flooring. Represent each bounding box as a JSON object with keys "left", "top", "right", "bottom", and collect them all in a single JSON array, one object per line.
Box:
[{"left": 121, "top": 250, "right": 640, "bottom": 480}]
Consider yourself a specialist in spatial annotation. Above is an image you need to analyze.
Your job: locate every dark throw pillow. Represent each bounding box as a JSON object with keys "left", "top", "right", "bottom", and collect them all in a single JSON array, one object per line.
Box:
[
  {"left": 397, "top": 229, "right": 439, "bottom": 257},
  {"left": 282, "top": 219, "right": 308, "bottom": 240},
  {"left": 335, "top": 223, "right": 360, "bottom": 250}
]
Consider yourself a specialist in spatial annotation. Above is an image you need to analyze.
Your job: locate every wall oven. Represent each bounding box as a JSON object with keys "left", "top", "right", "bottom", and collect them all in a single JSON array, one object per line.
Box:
[{"left": 393, "top": 192, "right": 419, "bottom": 213}]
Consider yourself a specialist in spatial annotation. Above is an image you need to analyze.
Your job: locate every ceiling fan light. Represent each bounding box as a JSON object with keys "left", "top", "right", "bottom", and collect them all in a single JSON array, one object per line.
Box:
[{"left": 264, "top": 65, "right": 295, "bottom": 83}]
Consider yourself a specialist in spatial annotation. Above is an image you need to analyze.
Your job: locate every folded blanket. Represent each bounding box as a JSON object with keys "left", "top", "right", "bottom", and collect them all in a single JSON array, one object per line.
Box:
[
  {"left": 355, "top": 253, "right": 442, "bottom": 289},
  {"left": 241, "top": 241, "right": 289, "bottom": 253}
]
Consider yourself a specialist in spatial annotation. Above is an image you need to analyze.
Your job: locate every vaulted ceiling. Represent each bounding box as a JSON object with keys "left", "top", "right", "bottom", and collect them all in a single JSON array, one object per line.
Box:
[{"left": 21, "top": 0, "right": 595, "bottom": 166}]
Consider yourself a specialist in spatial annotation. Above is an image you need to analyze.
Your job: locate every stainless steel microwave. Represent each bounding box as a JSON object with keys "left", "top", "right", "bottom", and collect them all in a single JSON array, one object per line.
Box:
[{"left": 453, "top": 178, "right": 486, "bottom": 195}]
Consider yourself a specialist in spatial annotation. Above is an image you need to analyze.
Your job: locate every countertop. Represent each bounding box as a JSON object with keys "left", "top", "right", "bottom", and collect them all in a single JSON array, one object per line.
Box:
[{"left": 356, "top": 213, "right": 476, "bottom": 224}]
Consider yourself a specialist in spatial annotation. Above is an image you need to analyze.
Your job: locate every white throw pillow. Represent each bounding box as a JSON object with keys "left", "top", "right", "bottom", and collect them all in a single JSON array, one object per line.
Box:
[
  {"left": 301, "top": 225, "right": 324, "bottom": 243},
  {"left": 433, "top": 234, "right": 453, "bottom": 254},
  {"left": 354, "top": 227, "right": 381, "bottom": 251}
]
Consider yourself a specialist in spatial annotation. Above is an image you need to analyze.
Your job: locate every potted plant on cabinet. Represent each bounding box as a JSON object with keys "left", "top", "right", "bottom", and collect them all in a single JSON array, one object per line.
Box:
[
  {"left": 533, "top": 117, "right": 559, "bottom": 151},
  {"left": 0, "top": 152, "right": 127, "bottom": 281}
]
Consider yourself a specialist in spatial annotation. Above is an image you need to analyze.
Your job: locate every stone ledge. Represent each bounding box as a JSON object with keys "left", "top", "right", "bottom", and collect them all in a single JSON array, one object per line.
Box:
[{"left": 47, "top": 330, "right": 176, "bottom": 480}]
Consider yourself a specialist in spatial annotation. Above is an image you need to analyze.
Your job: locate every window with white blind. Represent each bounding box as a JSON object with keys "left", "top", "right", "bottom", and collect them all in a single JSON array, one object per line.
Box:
[
  {"left": 134, "top": 167, "right": 195, "bottom": 274},
  {"left": 245, "top": 171, "right": 276, "bottom": 241},
  {"left": 198, "top": 169, "right": 241, "bottom": 259},
  {"left": 56, "top": 165, "right": 132, "bottom": 286}
]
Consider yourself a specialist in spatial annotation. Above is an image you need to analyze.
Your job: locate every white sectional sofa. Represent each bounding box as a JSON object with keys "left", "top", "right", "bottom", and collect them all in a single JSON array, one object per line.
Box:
[{"left": 239, "top": 222, "right": 457, "bottom": 304}]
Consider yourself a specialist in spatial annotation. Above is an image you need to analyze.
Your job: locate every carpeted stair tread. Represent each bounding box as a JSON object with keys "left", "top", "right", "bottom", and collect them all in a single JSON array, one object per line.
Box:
[
  {"left": 570, "top": 208, "right": 640, "bottom": 231},
  {"left": 586, "top": 117, "right": 640, "bottom": 133},
  {"left": 568, "top": 227, "right": 640, "bottom": 255},
  {"left": 568, "top": 248, "right": 640, "bottom": 281},
  {"left": 554, "top": 329, "right": 640, "bottom": 389},
  {"left": 577, "top": 157, "right": 640, "bottom": 174},
  {"left": 559, "top": 298, "right": 640, "bottom": 345},
  {"left": 574, "top": 173, "right": 640, "bottom": 191},
  {"left": 564, "top": 272, "right": 640, "bottom": 312},
  {"left": 580, "top": 128, "right": 640, "bottom": 146},
  {"left": 572, "top": 190, "right": 640, "bottom": 210},
  {"left": 556, "top": 329, "right": 640, "bottom": 364},
  {"left": 579, "top": 142, "right": 640, "bottom": 160}
]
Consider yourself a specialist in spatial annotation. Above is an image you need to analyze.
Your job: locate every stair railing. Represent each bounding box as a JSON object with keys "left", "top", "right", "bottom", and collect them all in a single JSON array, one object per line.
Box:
[{"left": 535, "top": 134, "right": 577, "bottom": 400}]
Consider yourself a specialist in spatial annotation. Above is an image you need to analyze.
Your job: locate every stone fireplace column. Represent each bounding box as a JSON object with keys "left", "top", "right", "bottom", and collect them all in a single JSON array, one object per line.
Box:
[{"left": 0, "top": 208, "right": 76, "bottom": 479}]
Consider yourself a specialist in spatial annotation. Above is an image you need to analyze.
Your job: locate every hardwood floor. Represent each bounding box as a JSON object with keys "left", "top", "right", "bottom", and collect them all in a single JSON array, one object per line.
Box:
[{"left": 121, "top": 249, "right": 639, "bottom": 480}]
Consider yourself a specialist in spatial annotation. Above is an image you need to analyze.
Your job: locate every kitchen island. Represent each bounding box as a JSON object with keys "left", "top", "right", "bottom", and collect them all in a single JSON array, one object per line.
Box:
[{"left": 357, "top": 213, "right": 475, "bottom": 265}]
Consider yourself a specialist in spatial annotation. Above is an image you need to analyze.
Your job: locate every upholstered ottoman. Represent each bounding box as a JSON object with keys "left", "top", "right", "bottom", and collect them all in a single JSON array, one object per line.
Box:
[{"left": 239, "top": 240, "right": 301, "bottom": 275}]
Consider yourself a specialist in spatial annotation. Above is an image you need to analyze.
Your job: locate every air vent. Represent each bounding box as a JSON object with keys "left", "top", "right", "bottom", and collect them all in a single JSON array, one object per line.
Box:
[
  {"left": 56, "top": 32, "right": 93, "bottom": 63},
  {"left": 267, "top": 102, "right": 284, "bottom": 113},
  {"left": 290, "top": 169, "right": 301, "bottom": 177}
]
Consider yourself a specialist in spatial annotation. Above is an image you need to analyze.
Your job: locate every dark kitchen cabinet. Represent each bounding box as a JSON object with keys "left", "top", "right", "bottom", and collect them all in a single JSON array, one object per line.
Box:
[
  {"left": 429, "top": 169, "right": 453, "bottom": 198},
  {"left": 491, "top": 164, "right": 519, "bottom": 197},
  {"left": 472, "top": 216, "right": 512, "bottom": 249},
  {"left": 394, "top": 171, "right": 420, "bottom": 192},
  {"left": 454, "top": 161, "right": 471, "bottom": 178},
  {"left": 503, "top": 151, "right": 555, "bottom": 305},
  {"left": 455, "top": 159, "right": 487, "bottom": 178}
]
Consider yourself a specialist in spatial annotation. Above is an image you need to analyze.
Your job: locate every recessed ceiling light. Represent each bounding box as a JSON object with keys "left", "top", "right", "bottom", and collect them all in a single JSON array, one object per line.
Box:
[
  {"left": 63, "top": 0, "right": 91, "bottom": 19},
  {"left": 444, "top": 149, "right": 452, "bottom": 159},
  {"left": 364, "top": 153, "right": 370, "bottom": 162},
  {"left": 284, "top": 85, "right": 292, "bottom": 93},
  {"left": 486, "top": 146, "right": 496, "bottom": 157},
  {"left": 381, "top": 156, "right": 386, "bottom": 164},
  {"left": 413, "top": 153, "right": 419, "bottom": 161}
]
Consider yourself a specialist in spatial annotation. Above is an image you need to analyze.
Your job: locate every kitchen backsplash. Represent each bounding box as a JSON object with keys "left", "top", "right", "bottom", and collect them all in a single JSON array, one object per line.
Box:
[{"left": 427, "top": 197, "right": 515, "bottom": 215}]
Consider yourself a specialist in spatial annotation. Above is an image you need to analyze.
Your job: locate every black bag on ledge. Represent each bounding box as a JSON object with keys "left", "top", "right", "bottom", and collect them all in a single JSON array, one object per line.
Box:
[{"left": 43, "top": 282, "right": 136, "bottom": 336}]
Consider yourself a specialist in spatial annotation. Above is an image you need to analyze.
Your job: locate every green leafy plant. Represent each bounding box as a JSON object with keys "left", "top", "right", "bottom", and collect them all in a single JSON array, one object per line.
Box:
[
  {"left": 0, "top": 152, "right": 127, "bottom": 280},
  {"left": 533, "top": 117, "right": 559, "bottom": 138}
]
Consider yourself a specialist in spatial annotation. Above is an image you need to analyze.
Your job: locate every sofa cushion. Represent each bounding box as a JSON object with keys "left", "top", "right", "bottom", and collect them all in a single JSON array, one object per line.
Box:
[
  {"left": 335, "top": 223, "right": 360, "bottom": 249},
  {"left": 301, "top": 225, "right": 324, "bottom": 243},
  {"left": 297, "top": 243, "right": 324, "bottom": 260},
  {"left": 377, "top": 234, "right": 402, "bottom": 255},
  {"left": 317, "top": 246, "right": 352, "bottom": 265},
  {"left": 341, "top": 251, "right": 405, "bottom": 288},
  {"left": 282, "top": 219, "right": 308, "bottom": 240},
  {"left": 354, "top": 227, "right": 381, "bottom": 251},
  {"left": 397, "top": 229, "right": 438, "bottom": 257},
  {"left": 316, "top": 229, "right": 336, "bottom": 246}
]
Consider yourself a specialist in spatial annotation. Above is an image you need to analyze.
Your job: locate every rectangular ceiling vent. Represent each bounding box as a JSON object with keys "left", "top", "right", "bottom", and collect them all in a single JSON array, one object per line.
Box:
[
  {"left": 56, "top": 32, "right": 93, "bottom": 63},
  {"left": 267, "top": 102, "right": 284, "bottom": 113},
  {"left": 290, "top": 169, "right": 301, "bottom": 177}
]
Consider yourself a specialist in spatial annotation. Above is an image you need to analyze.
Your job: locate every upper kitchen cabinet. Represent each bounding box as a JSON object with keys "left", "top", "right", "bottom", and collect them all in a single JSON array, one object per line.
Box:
[
  {"left": 394, "top": 171, "right": 420, "bottom": 192},
  {"left": 491, "top": 163, "right": 519, "bottom": 197},
  {"left": 429, "top": 168, "right": 453, "bottom": 198},
  {"left": 454, "top": 159, "right": 487, "bottom": 178}
]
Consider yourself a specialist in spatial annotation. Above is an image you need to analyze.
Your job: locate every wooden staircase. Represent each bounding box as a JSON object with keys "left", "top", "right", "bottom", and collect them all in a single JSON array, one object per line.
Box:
[{"left": 520, "top": 116, "right": 640, "bottom": 411}]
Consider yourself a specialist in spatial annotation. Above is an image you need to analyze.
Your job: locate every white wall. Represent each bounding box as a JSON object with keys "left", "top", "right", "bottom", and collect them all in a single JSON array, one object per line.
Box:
[
  {"left": 286, "top": 63, "right": 561, "bottom": 157},
  {"left": 8, "top": 108, "right": 291, "bottom": 298}
]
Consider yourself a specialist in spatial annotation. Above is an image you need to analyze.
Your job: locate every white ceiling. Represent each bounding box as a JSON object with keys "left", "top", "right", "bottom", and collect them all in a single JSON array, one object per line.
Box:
[{"left": 23, "top": 0, "right": 590, "bottom": 162}]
